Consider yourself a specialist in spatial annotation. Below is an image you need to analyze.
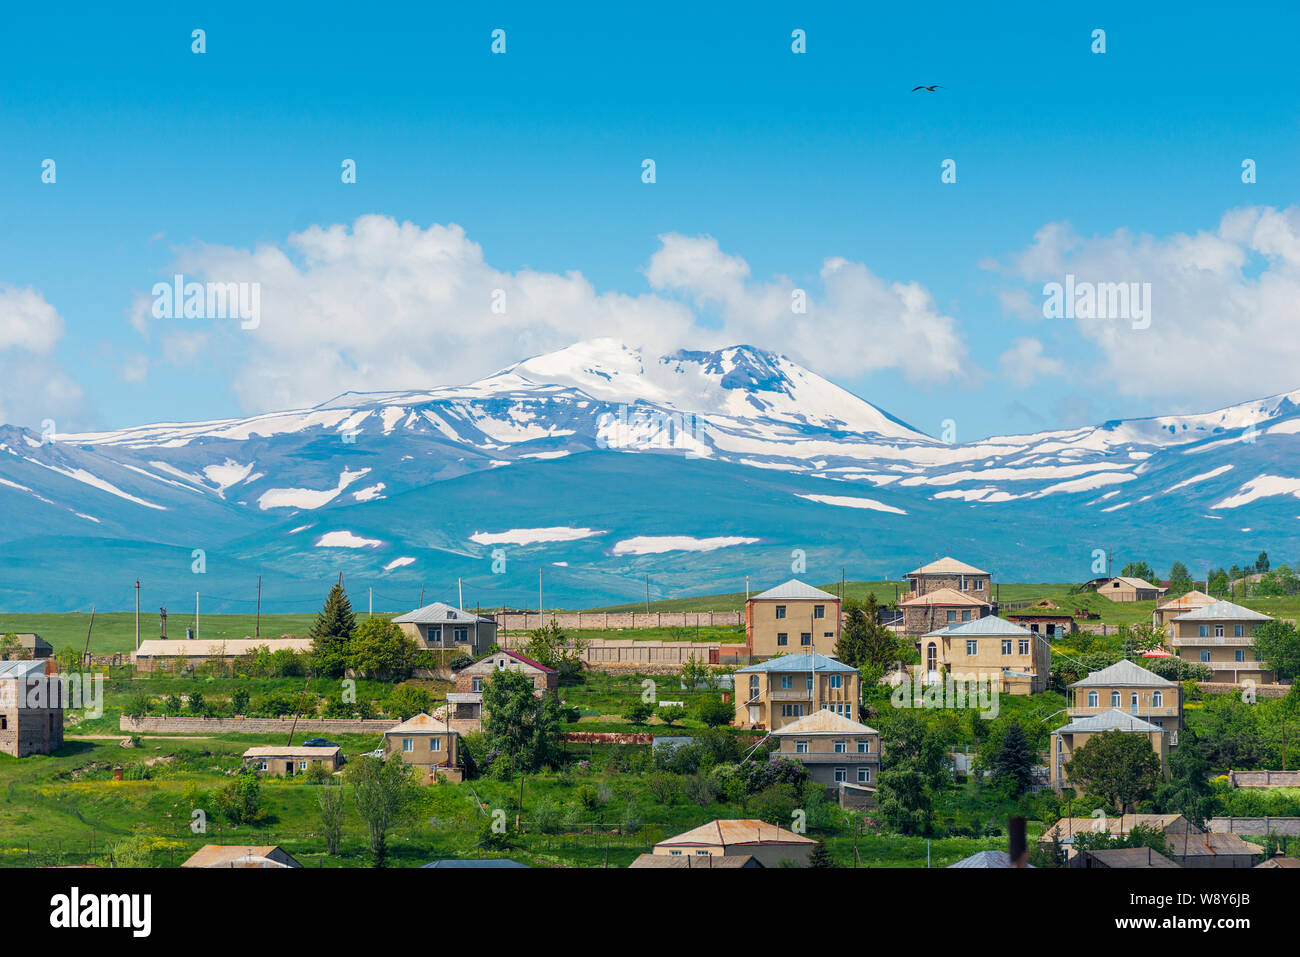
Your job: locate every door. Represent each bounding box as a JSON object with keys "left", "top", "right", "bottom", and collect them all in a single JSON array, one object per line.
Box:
[{"left": 285, "top": 761, "right": 294, "bottom": 776}]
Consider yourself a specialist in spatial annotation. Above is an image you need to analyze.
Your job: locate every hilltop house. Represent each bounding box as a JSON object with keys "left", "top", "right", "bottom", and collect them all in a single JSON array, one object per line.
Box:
[
  {"left": 384, "top": 712, "right": 463, "bottom": 783},
  {"left": 393, "top": 603, "right": 497, "bottom": 657},
  {"left": 734, "top": 653, "right": 859, "bottom": 731},
  {"left": 0, "top": 659, "right": 63, "bottom": 757},
  {"left": 744, "top": 580, "right": 841, "bottom": 659},
  {"left": 898, "top": 588, "right": 991, "bottom": 639},
  {"left": 1050, "top": 709, "right": 1170, "bottom": 790},
  {"left": 905, "top": 557, "right": 991, "bottom": 598},
  {"left": 1153, "top": 589, "right": 1215, "bottom": 631},
  {"left": 652, "top": 819, "right": 816, "bottom": 867},
  {"left": 1169, "top": 599, "right": 1274, "bottom": 684},
  {"left": 915, "top": 615, "right": 1049, "bottom": 694},
  {"left": 771, "top": 709, "right": 880, "bottom": 789},
  {"left": 449, "top": 648, "right": 557, "bottom": 721},
  {"left": 1097, "top": 577, "right": 1167, "bottom": 603}
]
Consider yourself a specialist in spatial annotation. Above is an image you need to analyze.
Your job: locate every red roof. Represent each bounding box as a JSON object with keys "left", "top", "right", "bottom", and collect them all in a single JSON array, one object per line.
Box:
[{"left": 500, "top": 648, "right": 555, "bottom": 673}]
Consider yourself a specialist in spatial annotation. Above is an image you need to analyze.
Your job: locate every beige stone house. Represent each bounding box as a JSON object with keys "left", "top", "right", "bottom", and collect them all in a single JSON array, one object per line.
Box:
[
  {"left": 393, "top": 602, "right": 497, "bottom": 657},
  {"left": 133, "top": 637, "right": 313, "bottom": 673},
  {"left": 744, "top": 580, "right": 840, "bottom": 660},
  {"left": 243, "top": 745, "right": 341, "bottom": 776},
  {"left": 449, "top": 648, "right": 557, "bottom": 720},
  {"left": 905, "top": 556, "right": 991, "bottom": 598},
  {"left": 0, "top": 659, "right": 63, "bottom": 757},
  {"left": 653, "top": 819, "right": 816, "bottom": 867},
  {"left": 1169, "top": 599, "right": 1274, "bottom": 684},
  {"left": 734, "top": 653, "right": 860, "bottom": 730},
  {"left": 915, "top": 615, "right": 1049, "bottom": 694},
  {"left": 771, "top": 709, "right": 880, "bottom": 789},
  {"left": 1152, "top": 589, "right": 1214, "bottom": 631},
  {"left": 1097, "top": 577, "right": 1167, "bottom": 602},
  {"left": 899, "top": 587, "right": 991, "bottom": 639},
  {"left": 1050, "top": 709, "right": 1170, "bottom": 790},
  {"left": 384, "top": 712, "right": 463, "bottom": 783},
  {"left": 1040, "top": 814, "right": 1197, "bottom": 860},
  {"left": 1068, "top": 659, "right": 1182, "bottom": 739}
]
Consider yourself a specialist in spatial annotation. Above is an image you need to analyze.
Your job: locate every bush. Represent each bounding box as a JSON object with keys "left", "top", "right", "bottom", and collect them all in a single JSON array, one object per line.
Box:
[
  {"left": 303, "top": 761, "right": 334, "bottom": 785},
  {"left": 622, "top": 701, "right": 654, "bottom": 725},
  {"left": 695, "top": 695, "right": 734, "bottom": 728}
]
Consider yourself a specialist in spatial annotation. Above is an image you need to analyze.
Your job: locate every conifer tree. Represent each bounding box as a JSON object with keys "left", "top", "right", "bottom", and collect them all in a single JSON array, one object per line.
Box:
[{"left": 310, "top": 581, "right": 357, "bottom": 677}]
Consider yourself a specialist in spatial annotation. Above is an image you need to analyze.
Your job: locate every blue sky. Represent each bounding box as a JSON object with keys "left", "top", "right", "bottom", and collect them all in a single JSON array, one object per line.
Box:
[{"left": 2, "top": 0, "right": 1299, "bottom": 438}]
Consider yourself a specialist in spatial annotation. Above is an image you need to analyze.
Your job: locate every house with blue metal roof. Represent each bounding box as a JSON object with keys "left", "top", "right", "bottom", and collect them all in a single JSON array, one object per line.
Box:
[{"left": 734, "top": 652, "right": 859, "bottom": 730}]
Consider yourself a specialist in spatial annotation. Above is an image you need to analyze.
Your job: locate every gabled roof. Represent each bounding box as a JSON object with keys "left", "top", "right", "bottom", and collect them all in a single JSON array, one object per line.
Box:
[
  {"left": 771, "top": 709, "right": 878, "bottom": 736},
  {"left": 0, "top": 659, "right": 51, "bottom": 679},
  {"left": 630, "top": 853, "right": 761, "bottom": 868},
  {"left": 750, "top": 579, "right": 839, "bottom": 602},
  {"left": 1105, "top": 576, "right": 1163, "bottom": 590},
  {"left": 736, "top": 653, "right": 856, "bottom": 674},
  {"left": 385, "top": 712, "right": 458, "bottom": 735},
  {"left": 135, "top": 637, "right": 313, "bottom": 657},
  {"left": 947, "top": 850, "right": 1032, "bottom": 868},
  {"left": 1081, "top": 847, "right": 1181, "bottom": 868},
  {"left": 181, "top": 845, "right": 301, "bottom": 868},
  {"left": 392, "top": 602, "right": 495, "bottom": 624},
  {"left": 938, "top": 614, "right": 1033, "bottom": 637},
  {"left": 1155, "top": 589, "right": 1215, "bottom": 612},
  {"left": 908, "top": 557, "right": 988, "bottom": 576},
  {"left": 1070, "top": 659, "right": 1176, "bottom": 689},
  {"left": 898, "top": 587, "right": 990, "bottom": 608},
  {"left": 1040, "top": 814, "right": 1195, "bottom": 844},
  {"left": 657, "top": 819, "right": 816, "bottom": 849},
  {"left": 1172, "top": 599, "right": 1272, "bottom": 623},
  {"left": 243, "top": 746, "right": 340, "bottom": 758},
  {"left": 421, "top": 859, "right": 530, "bottom": 868},
  {"left": 1176, "top": 833, "right": 1264, "bottom": 859},
  {"left": 1053, "top": 708, "right": 1162, "bottom": 734},
  {"left": 462, "top": 648, "right": 555, "bottom": 674}
]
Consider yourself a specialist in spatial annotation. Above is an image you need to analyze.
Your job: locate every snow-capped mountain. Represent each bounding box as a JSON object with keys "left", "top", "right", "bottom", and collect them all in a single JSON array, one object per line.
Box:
[{"left": 3, "top": 338, "right": 1300, "bottom": 612}]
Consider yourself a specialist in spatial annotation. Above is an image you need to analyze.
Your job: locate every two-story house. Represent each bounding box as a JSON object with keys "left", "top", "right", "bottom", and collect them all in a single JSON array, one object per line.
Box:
[
  {"left": 1050, "top": 710, "right": 1171, "bottom": 791},
  {"left": 448, "top": 648, "right": 557, "bottom": 721},
  {"left": 734, "top": 653, "right": 859, "bottom": 730},
  {"left": 0, "top": 659, "right": 63, "bottom": 757},
  {"left": 1169, "top": 599, "right": 1274, "bottom": 684},
  {"left": 916, "top": 614, "right": 1049, "bottom": 694},
  {"left": 905, "top": 557, "right": 991, "bottom": 598},
  {"left": 899, "top": 588, "right": 991, "bottom": 639},
  {"left": 771, "top": 709, "right": 880, "bottom": 789},
  {"left": 392, "top": 602, "right": 498, "bottom": 657},
  {"left": 744, "top": 580, "right": 841, "bottom": 660},
  {"left": 383, "top": 712, "right": 464, "bottom": 783},
  {"left": 1152, "top": 589, "right": 1214, "bottom": 631}
]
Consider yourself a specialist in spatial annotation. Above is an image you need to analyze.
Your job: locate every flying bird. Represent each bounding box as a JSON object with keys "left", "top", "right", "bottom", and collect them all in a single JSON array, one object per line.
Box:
[{"left": 911, "top": 85, "right": 945, "bottom": 92}]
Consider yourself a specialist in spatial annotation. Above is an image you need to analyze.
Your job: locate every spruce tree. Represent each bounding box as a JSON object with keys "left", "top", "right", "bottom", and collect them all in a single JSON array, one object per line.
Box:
[
  {"left": 807, "top": 838, "right": 834, "bottom": 868},
  {"left": 310, "top": 581, "right": 357, "bottom": 677},
  {"left": 990, "top": 721, "right": 1036, "bottom": 796}
]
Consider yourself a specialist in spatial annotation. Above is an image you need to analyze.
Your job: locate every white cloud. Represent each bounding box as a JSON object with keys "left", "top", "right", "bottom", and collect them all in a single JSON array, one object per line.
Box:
[
  {"left": 997, "top": 337, "right": 1065, "bottom": 388},
  {"left": 134, "top": 217, "right": 972, "bottom": 412},
  {"left": 989, "top": 206, "right": 1300, "bottom": 404},
  {"left": 0, "top": 285, "right": 84, "bottom": 428}
]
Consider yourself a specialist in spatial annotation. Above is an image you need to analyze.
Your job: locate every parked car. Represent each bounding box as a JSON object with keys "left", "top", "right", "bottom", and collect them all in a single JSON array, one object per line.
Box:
[{"left": 302, "top": 737, "right": 341, "bottom": 749}]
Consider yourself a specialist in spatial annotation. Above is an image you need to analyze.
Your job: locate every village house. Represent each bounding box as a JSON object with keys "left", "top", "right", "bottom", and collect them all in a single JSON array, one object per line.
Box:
[
  {"left": 242, "top": 745, "right": 341, "bottom": 777},
  {"left": 744, "top": 580, "right": 841, "bottom": 660},
  {"left": 1072, "top": 847, "right": 1181, "bottom": 869},
  {"left": 181, "top": 845, "right": 302, "bottom": 868},
  {"left": 1050, "top": 709, "right": 1170, "bottom": 790},
  {"left": 1067, "top": 659, "right": 1182, "bottom": 740},
  {"left": 771, "top": 709, "right": 880, "bottom": 790},
  {"left": 1, "top": 633, "right": 53, "bottom": 659},
  {"left": 449, "top": 648, "right": 557, "bottom": 721},
  {"left": 898, "top": 587, "right": 991, "bottom": 639},
  {"left": 915, "top": 615, "right": 1049, "bottom": 694},
  {"left": 905, "top": 557, "right": 991, "bottom": 598},
  {"left": 1040, "top": 814, "right": 1198, "bottom": 861},
  {"left": 1006, "top": 611, "right": 1075, "bottom": 639},
  {"left": 393, "top": 602, "right": 497, "bottom": 657},
  {"left": 630, "top": 853, "right": 762, "bottom": 868},
  {"left": 133, "top": 637, "right": 313, "bottom": 674},
  {"left": 1152, "top": 589, "right": 1215, "bottom": 631},
  {"left": 652, "top": 819, "right": 816, "bottom": 867},
  {"left": 734, "top": 653, "right": 860, "bottom": 731},
  {"left": 1096, "top": 576, "right": 1167, "bottom": 603},
  {"left": 1168, "top": 599, "right": 1274, "bottom": 684},
  {"left": 0, "top": 658, "right": 63, "bottom": 757},
  {"left": 384, "top": 712, "right": 463, "bottom": 783}
]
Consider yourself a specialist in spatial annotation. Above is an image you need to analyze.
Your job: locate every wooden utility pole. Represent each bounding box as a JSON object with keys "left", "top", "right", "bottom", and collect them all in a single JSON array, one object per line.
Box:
[
  {"left": 458, "top": 578, "right": 463, "bottom": 611},
  {"left": 255, "top": 575, "right": 262, "bottom": 637},
  {"left": 419, "top": 583, "right": 424, "bottom": 606},
  {"left": 195, "top": 591, "right": 200, "bottom": 641},
  {"left": 539, "top": 569, "right": 544, "bottom": 623},
  {"left": 645, "top": 575, "right": 650, "bottom": 615},
  {"left": 82, "top": 606, "right": 96, "bottom": 666},
  {"left": 134, "top": 581, "right": 140, "bottom": 651},
  {"left": 369, "top": 587, "right": 373, "bottom": 617}
]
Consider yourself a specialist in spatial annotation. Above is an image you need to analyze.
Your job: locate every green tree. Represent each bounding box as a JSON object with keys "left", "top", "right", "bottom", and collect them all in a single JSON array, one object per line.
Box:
[
  {"left": 657, "top": 704, "right": 687, "bottom": 726},
  {"left": 680, "top": 653, "right": 711, "bottom": 690},
  {"left": 990, "top": 722, "right": 1036, "bottom": 796},
  {"left": 1255, "top": 620, "right": 1300, "bottom": 681},
  {"left": 1257, "top": 551, "right": 1271, "bottom": 574},
  {"left": 622, "top": 701, "right": 654, "bottom": 725},
  {"left": 1121, "top": 561, "right": 1156, "bottom": 583},
  {"left": 1167, "top": 561, "right": 1193, "bottom": 594},
  {"left": 349, "top": 616, "right": 418, "bottom": 679},
  {"left": 1065, "top": 730, "right": 1162, "bottom": 811},
  {"left": 386, "top": 683, "right": 433, "bottom": 720},
  {"left": 1154, "top": 739, "right": 1218, "bottom": 828},
  {"left": 310, "top": 582, "right": 357, "bottom": 677},
  {"left": 877, "top": 766, "right": 933, "bottom": 835},
  {"left": 523, "top": 618, "right": 586, "bottom": 683},
  {"left": 345, "top": 754, "right": 418, "bottom": 867},
  {"left": 319, "top": 786, "right": 344, "bottom": 855},
  {"left": 481, "top": 668, "right": 564, "bottom": 772},
  {"left": 0, "top": 633, "right": 27, "bottom": 660},
  {"left": 807, "top": 838, "right": 834, "bottom": 868},
  {"left": 214, "top": 766, "right": 264, "bottom": 825},
  {"left": 695, "top": 695, "right": 734, "bottom": 728},
  {"left": 836, "top": 595, "right": 902, "bottom": 672}
]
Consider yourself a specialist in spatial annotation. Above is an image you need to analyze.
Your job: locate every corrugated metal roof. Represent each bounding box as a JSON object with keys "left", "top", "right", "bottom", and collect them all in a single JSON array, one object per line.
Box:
[
  {"left": 242, "top": 746, "right": 340, "bottom": 758},
  {"left": 1155, "top": 590, "right": 1214, "bottom": 612},
  {"left": 1172, "top": 599, "right": 1273, "bottom": 623},
  {"left": 421, "top": 859, "right": 530, "bottom": 868},
  {"left": 898, "top": 587, "right": 990, "bottom": 608},
  {"left": 1070, "top": 659, "right": 1176, "bottom": 689},
  {"left": 908, "top": 556, "right": 988, "bottom": 576},
  {"left": 942, "top": 614, "right": 1033, "bottom": 637},
  {"left": 1053, "top": 708, "right": 1162, "bottom": 733},
  {"left": 736, "top": 653, "right": 856, "bottom": 674},
  {"left": 135, "top": 637, "right": 313, "bottom": 657},
  {"left": 947, "top": 850, "right": 1032, "bottom": 868},
  {"left": 392, "top": 602, "right": 495, "bottom": 624},
  {"left": 657, "top": 819, "right": 815, "bottom": 848},
  {"left": 0, "top": 659, "right": 50, "bottom": 678},
  {"left": 751, "top": 579, "right": 840, "bottom": 601},
  {"left": 770, "top": 709, "right": 878, "bottom": 736}
]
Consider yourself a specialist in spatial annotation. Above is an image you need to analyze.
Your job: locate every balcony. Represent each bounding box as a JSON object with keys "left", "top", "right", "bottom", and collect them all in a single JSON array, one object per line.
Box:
[
  {"left": 768, "top": 688, "right": 813, "bottom": 701},
  {"left": 1070, "top": 705, "right": 1181, "bottom": 718},
  {"left": 788, "top": 752, "right": 880, "bottom": 764},
  {"left": 1171, "top": 636, "right": 1254, "bottom": 647}
]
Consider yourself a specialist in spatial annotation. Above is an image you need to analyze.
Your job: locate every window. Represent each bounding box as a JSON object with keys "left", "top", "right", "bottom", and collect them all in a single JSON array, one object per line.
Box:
[
  {"left": 1018, "top": 639, "right": 1030, "bottom": 655},
  {"left": 1198, "top": 625, "right": 1209, "bottom": 638},
  {"left": 1235, "top": 650, "right": 1245, "bottom": 662},
  {"left": 805, "top": 675, "right": 813, "bottom": 691},
  {"left": 454, "top": 626, "right": 468, "bottom": 643},
  {"left": 795, "top": 740, "right": 809, "bottom": 754},
  {"left": 775, "top": 605, "right": 786, "bottom": 619},
  {"left": 834, "top": 767, "right": 847, "bottom": 783},
  {"left": 1214, "top": 625, "right": 1225, "bottom": 638},
  {"left": 1111, "top": 691, "right": 1121, "bottom": 707},
  {"left": 834, "top": 740, "right": 848, "bottom": 753},
  {"left": 669, "top": 850, "right": 683, "bottom": 856},
  {"left": 814, "top": 605, "right": 825, "bottom": 619},
  {"left": 780, "top": 675, "right": 794, "bottom": 689},
  {"left": 1233, "top": 625, "right": 1244, "bottom": 637},
  {"left": 830, "top": 675, "right": 843, "bottom": 689},
  {"left": 1153, "top": 691, "right": 1163, "bottom": 707},
  {"left": 966, "top": 640, "right": 977, "bottom": 655},
  {"left": 402, "top": 738, "right": 414, "bottom": 752},
  {"left": 1200, "top": 651, "right": 1212, "bottom": 663},
  {"left": 857, "top": 739, "right": 871, "bottom": 753},
  {"left": 430, "top": 738, "right": 442, "bottom": 751},
  {"left": 749, "top": 676, "right": 759, "bottom": 697},
  {"left": 961, "top": 610, "right": 972, "bottom": 621},
  {"left": 298, "top": 761, "right": 308, "bottom": 771},
  {"left": 800, "top": 633, "right": 811, "bottom": 646},
  {"left": 974, "top": 580, "right": 985, "bottom": 591},
  {"left": 695, "top": 850, "right": 709, "bottom": 856},
  {"left": 472, "top": 677, "right": 483, "bottom": 692},
  {"left": 496, "top": 658, "right": 506, "bottom": 670},
  {"left": 1001, "top": 640, "right": 1012, "bottom": 655},
  {"left": 1130, "top": 693, "right": 1139, "bottom": 712},
  {"left": 1088, "top": 691, "right": 1099, "bottom": 707},
  {"left": 258, "top": 760, "right": 268, "bottom": 771},
  {"left": 947, "top": 610, "right": 958, "bottom": 622},
  {"left": 823, "top": 631, "right": 834, "bottom": 639},
  {"left": 781, "top": 704, "right": 804, "bottom": 717},
  {"left": 777, "top": 632, "right": 788, "bottom": 646},
  {"left": 857, "top": 767, "right": 872, "bottom": 783}
]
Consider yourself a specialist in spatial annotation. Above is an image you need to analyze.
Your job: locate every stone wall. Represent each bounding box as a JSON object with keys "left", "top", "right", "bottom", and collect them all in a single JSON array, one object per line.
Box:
[
  {"left": 496, "top": 610, "right": 742, "bottom": 631},
  {"left": 500, "top": 635, "right": 746, "bottom": 670},
  {"left": 1209, "top": 817, "right": 1300, "bottom": 836},
  {"left": 120, "top": 715, "right": 394, "bottom": 734},
  {"left": 1228, "top": 770, "right": 1300, "bottom": 788}
]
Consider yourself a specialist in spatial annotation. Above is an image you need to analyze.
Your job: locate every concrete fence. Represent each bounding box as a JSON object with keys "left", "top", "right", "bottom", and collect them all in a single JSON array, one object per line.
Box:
[
  {"left": 1209, "top": 817, "right": 1300, "bottom": 836},
  {"left": 1228, "top": 770, "right": 1300, "bottom": 788},
  {"left": 496, "top": 610, "right": 742, "bottom": 631},
  {"left": 500, "top": 635, "right": 747, "bottom": 671},
  {"left": 121, "top": 715, "right": 394, "bottom": 735}
]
